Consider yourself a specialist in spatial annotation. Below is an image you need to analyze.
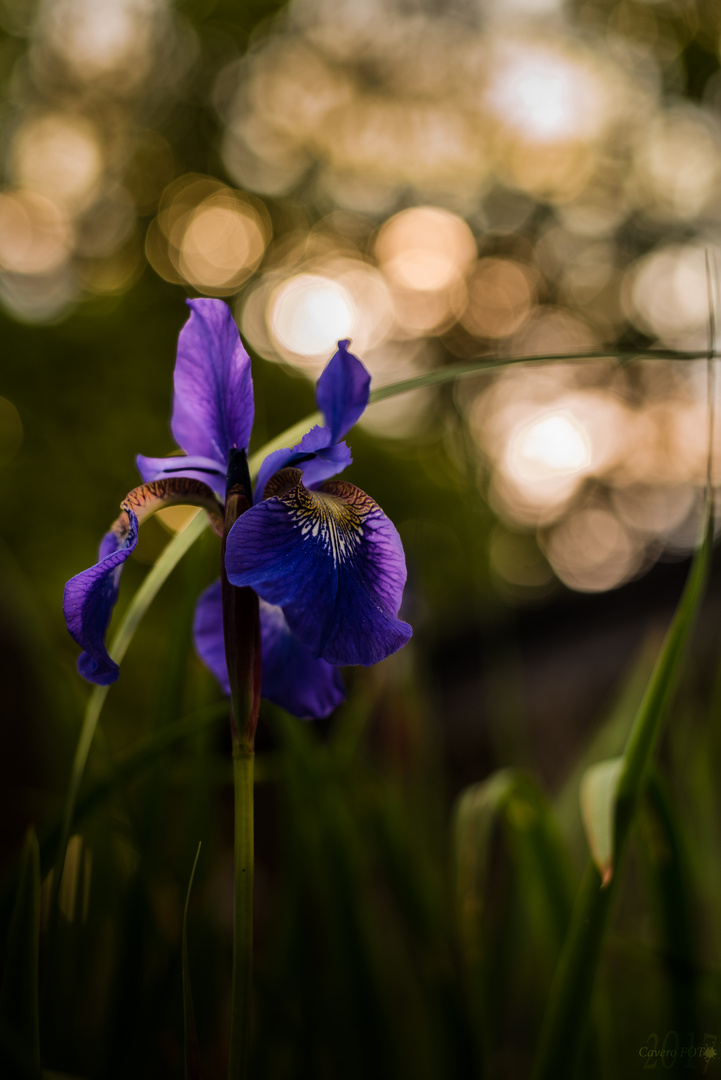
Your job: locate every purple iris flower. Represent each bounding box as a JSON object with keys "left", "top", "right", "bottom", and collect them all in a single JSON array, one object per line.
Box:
[{"left": 63, "top": 298, "right": 412, "bottom": 720}]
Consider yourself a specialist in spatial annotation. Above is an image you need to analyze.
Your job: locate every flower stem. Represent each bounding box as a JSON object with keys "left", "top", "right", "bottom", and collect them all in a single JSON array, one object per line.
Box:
[
  {"left": 222, "top": 449, "right": 261, "bottom": 1079},
  {"left": 229, "top": 746, "right": 254, "bottom": 1080}
]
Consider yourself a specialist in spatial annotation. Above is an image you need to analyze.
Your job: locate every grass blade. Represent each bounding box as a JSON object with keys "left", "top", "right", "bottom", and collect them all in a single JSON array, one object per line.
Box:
[
  {"left": 46, "top": 510, "right": 209, "bottom": 1011},
  {"left": 533, "top": 474, "right": 713, "bottom": 1080},
  {"left": 52, "top": 511, "right": 208, "bottom": 887},
  {"left": 555, "top": 632, "right": 660, "bottom": 849},
  {"left": 0, "top": 828, "right": 41, "bottom": 1079},
  {"left": 183, "top": 843, "right": 204, "bottom": 1080},
  {"left": 455, "top": 770, "right": 575, "bottom": 1073},
  {"left": 580, "top": 758, "right": 623, "bottom": 886},
  {"left": 641, "top": 771, "right": 698, "bottom": 1044},
  {"left": 248, "top": 347, "right": 710, "bottom": 477},
  {"left": 535, "top": 263, "right": 717, "bottom": 1079}
]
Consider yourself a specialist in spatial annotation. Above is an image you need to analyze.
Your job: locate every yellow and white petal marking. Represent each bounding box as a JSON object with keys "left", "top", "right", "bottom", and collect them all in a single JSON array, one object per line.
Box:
[{"left": 283, "top": 481, "right": 368, "bottom": 568}]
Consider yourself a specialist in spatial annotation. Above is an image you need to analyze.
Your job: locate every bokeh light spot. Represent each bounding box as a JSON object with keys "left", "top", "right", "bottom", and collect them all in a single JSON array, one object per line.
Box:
[
  {"left": 543, "top": 507, "right": 640, "bottom": 593},
  {"left": 269, "top": 275, "right": 356, "bottom": 358},
  {"left": 508, "top": 411, "right": 593, "bottom": 483},
  {"left": 178, "top": 198, "right": 267, "bottom": 293},
  {"left": 12, "top": 114, "right": 103, "bottom": 208},
  {"left": 461, "top": 258, "right": 535, "bottom": 339},
  {"left": 0, "top": 191, "right": 70, "bottom": 275},
  {"left": 375, "top": 206, "right": 476, "bottom": 292},
  {"left": 487, "top": 42, "right": 607, "bottom": 144}
]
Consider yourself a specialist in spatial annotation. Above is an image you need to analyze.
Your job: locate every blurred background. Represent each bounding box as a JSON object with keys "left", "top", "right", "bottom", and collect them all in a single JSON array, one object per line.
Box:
[{"left": 3, "top": 0, "right": 721, "bottom": 1076}]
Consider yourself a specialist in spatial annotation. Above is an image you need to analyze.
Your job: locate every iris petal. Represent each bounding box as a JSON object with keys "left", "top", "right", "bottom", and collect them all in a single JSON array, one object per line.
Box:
[
  {"left": 193, "top": 580, "right": 230, "bottom": 694},
  {"left": 63, "top": 511, "right": 138, "bottom": 685},
  {"left": 225, "top": 476, "right": 412, "bottom": 666},
  {"left": 63, "top": 477, "right": 224, "bottom": 685},
  {"left": 171, "top": 299, "right": 254, "bottom": 463},
  {"left": 193, "top": 581, "right": 345, "bottom": 719},
  {"left": 136, "top": 453, "right": 227, "bottom": 500},
  {"left": 253, "top": 425, "right": 352, "bottom": 503},
  {"left": 315, "top": 340, "right": 370, "bottom": 443}
]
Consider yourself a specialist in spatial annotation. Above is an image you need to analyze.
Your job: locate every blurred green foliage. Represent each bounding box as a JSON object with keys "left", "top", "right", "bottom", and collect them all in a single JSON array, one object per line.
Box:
[{"left": 3, "top": 1, "right": 721, "bottom": 1078}]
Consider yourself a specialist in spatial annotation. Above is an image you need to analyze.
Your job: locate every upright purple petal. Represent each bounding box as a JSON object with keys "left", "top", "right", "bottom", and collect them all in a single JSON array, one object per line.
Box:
[
  {"left": 315, "top": 340, "right": 371, "bottom": 443},
  {"left": 254, "top": 425, "right": 352, "bottom": 503},
  {"left": 63, "top": 511, "right": 139, "bottom": 685},
  {"left": 136, "top": 453, "right": 227, "bottom": 500},
  {"left": 226, "top": 475, "right": 412, "bottom": 667},
  {"left": 193, "top": 581, "right": 345, "bottom": 719},
  {"left": 172, "top": 299, "right": 254, "bottom": 462}
]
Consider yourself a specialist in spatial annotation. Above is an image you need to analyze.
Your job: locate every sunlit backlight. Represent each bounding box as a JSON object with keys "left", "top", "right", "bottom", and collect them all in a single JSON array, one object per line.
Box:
[
  {"left": 489, "top": 409, "right": 594, "bottom": 526},
  {"left": 146, "top": 176, "right": 271, "bottom": 293},
  {"left": 178, "top": 197, "right": 268, "bottom": 293},
  {"left": 542, "top": 507, "right": 641, "bottom": 593},
  {"left": 358, "top": 340, "right": 433, "bottom": 440},
  {"left": 0, "top": 191, "right": 70, "bottom": 275},
  {"left": 44, "top": 0, "right": 157, "bottom": 82},
  {"left": 612, "top": 483, "right": 696, "bottom": 538},
  {"left": 375, "top": 206, "right": 476, "bottom": 292},
  {"left": 476, "top": 381, "right": 629, "bottom": 527},
  {"left": 156, "top": 505, "right": 198, "bottom": 534},
  {"left": 12, "top": 114, "right": 103, "bottom": 208},
  {"left": 486, "top": 42, "right": 607, "bottom": 144},
  {"left": 507, "top": 411, "right": 593, "bottom": 483},
  {"left": 634, "top": 109, "right": 721, "bottom": 222},
  {"left": 269, "top": 274, "right": 356, "bottom": 358},
  {"left": 461, "top": 257, "right": 535, "bottom": 339},
  {"left": 626, "top": 244, "right": 710, "bottom": 345}
]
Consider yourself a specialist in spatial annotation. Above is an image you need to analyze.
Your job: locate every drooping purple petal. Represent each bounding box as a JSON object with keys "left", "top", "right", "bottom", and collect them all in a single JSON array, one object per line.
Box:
[
  {"left": 136, "top": 453, "right": 227, "bottom": 500},
  {"left": 193, "top": 580, "right": 230, "bottom": 694},
  {"left": 254, "top": 425, "right": 352, "bottom": 503},
  {"left": 193, "top": 581, "right": 345, "bottom": 719},
  {"left": 315, "top": 339, "right": 371, "bottom": 443},
  {"left": 63, "top": 511, "right": 139, "bottom": 685},
  {"left": 63, "top": 477, "right": 225, "bottom": 686},
  {"left": 226, "top": 475, "right": 413, "bottom": 666},
  {"left": 260, "top": 600, "right": 345, "bottom": 718},
  {"left": 171, "top": 299, "right": 254, "bottom": 462}
]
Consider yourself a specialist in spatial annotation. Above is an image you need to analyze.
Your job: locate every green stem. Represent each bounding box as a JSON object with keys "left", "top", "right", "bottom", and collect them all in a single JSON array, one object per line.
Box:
[
  {"left": 531, "top": 862, "right": 616, "bottom": 1080},
  {"left": 229, "top": 748, "right": 254, "bottom": 1080},
  {"left": 43, "top": 511, "right": 210, "bottom": 1036},
  {"left": 51, "top": 511, "right": 209, "bottom": 913}
]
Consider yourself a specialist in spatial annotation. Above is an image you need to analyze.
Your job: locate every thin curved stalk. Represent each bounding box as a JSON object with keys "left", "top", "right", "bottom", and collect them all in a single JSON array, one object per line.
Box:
[
  {"left": 248, "top": 347, "right": 711, "bottom": 475},
  {"left": 50, "top": 510, "right": 208, "bottom": 918}
]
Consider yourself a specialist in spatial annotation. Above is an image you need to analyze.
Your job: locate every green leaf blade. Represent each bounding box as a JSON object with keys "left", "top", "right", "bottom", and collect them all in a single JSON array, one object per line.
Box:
[
  {"left": 182, "top": 843, "right": 204, "bottom": 1080},
  {"left": 0, "top": 828, "right": 41, "bottom": 1080},
  {"left": 580, "top": 758, "right": 623, "bottom": 886}
]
